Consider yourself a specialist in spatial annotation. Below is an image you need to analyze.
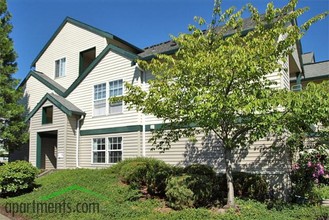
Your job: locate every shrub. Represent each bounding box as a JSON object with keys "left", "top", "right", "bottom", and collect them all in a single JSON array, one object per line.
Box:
[
  {"left": 291, "top": 144, "right": 329, "bottom": 198},
  {"left": 0, "top": 160, "right": 39, "bottom": 196},
  {"left": 310, "top": 184, "right": 329, "bottom": 203},
  {"left": 183, "top": 164, "right": 216, "bottom": 177},
  {"left": 218, "top": 172, "right": 268, "bottom": 202},
  {"left": 119, "top": 161, "right": 148, "bottom": 188},
  {"left": 166, "top": 164, "right": 216, "bottom": 209},
  {"left": 165, "top": 175, "right": 194, "bottom": 210},
  {"left": 113, "top": 157, "right": 173, "bottom": 196}
]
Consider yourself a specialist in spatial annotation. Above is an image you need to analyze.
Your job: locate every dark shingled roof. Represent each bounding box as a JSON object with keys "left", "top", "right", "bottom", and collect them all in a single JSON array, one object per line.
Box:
[
  {"left": 303, "top": 60, "right": 329, "bottom": 80},
  {"left": 48, "top": 93, "right": 84, "bottom": 115},
  {"left": 138, "top": 16, "right": 261, "bottom": 59},
  {"left": 26, "top": 93, "right": 85, "bottom": 121},
  {"left": 302, "top": 52, "right": 315, "bottom": 65},
  {"left": 33, "top": 71, "right": 66, "bottom": 93}
]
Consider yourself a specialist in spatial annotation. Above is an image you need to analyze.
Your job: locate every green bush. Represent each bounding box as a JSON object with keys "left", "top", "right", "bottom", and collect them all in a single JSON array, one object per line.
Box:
[
  {"left": 165, "top": 175, "right": 194, "bottom": 210},
  {"left": 165, "top": 164, "right": 216, "bottom": 209},
  {"left": 119, "top": 161, "right": 148, "bottom": 188},
  {"left": 310, "top": 185, "right": 329, "bottom": 203},
  {"left": 218, "top": 172, "right": 268, "bottom": 202},
  {"left": 183, "top": 164, "right": 216, "bottom": 177},
  {"left": 113, "top": 157, "right": 173, "bottom": 196},
  {"left": 0, "top": 160, "right": 39, "bottom": 196}
]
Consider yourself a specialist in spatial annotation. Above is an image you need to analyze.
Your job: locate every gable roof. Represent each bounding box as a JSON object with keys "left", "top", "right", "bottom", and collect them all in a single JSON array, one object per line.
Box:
[
  {"left": 302, "top": 52, "right": 315, "bottom": 65},
  {"left": 18, "top": 70, "right": 66, "bottom": 96},
  {"left": 63, "top": 43, "right": 138, "bottom": 98},
  {"left": 26, "top": 93, "right": 85, "bottom": 121},
  {"left": 303, "top": 60, "right": 329, "bottom": 81},
  {"left": 31, "top": 16, "right": 142, "bottom": 68}
]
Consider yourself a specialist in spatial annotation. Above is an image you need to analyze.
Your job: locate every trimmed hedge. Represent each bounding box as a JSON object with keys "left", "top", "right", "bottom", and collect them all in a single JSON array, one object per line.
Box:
[
  {"left": 112, "top": 157, "right": 173, "bottom": 196},
  {"left": 0, "top": 160, "right": 39, "bottom": 197}
]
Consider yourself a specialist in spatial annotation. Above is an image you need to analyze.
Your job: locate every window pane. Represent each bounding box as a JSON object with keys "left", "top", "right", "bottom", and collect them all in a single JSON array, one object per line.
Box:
[
  {"left": 93, "top": 152, "right": 105, "bottom": 163},
  {"left": 109, "top": 151, "right": 122, "bottom": 163}
]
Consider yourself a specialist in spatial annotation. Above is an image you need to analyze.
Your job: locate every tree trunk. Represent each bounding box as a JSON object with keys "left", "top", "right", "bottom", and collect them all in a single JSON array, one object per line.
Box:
[{"left": 224, "top": 147, "right": 235, "bottom": 207}]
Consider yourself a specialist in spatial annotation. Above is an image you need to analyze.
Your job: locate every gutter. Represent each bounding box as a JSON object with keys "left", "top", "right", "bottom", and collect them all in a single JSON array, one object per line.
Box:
[
  {"left": 76, "top": 115, "right": 85, "bottom": 168},
  {"left": 136, "top": 63, "right": 146, "bottom": 157}
]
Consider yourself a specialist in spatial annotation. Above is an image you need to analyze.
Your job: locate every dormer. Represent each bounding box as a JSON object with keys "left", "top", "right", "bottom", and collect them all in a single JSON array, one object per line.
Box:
[{"left": 31, "top": 17, "right": 142, "bottom": 89}]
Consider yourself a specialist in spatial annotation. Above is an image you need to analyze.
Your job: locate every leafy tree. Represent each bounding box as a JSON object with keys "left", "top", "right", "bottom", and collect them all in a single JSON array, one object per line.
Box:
[
  {"left": 0, "top": 0, "right": 28, "bottom": 152},
  {"left": 115, "top": 0, "right": 328, "bottom": 207}
]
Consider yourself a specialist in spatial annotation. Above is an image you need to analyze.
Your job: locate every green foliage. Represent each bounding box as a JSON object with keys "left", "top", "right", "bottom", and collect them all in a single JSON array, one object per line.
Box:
[
  {"left": 119, "top": 161, "right": 148, "bottom": 188},
  {"left": 311, "top": 185, "right": 329, "bottom": 203},
  {"left": 113, "top": 157, "right": 173, "bottom": 196},
  {"left": 166, "top": 164, "right": 217, "bottom": 209},
  {"left": 291, "top": 144, "right": 329, "bottom": 198},
  {"left": 0, "top": 0, "right": 28, "bottom": 151},
  {"left": 165, "top": 175, "right": 195, "bottom": 210},
  {"left": 218, "top": 172, "right": 268, "bottom": 202},
  {"left": 0, "top": 160, "right": 39, "bottom": 196},
  {"left": 116, "top": 0, "right": 328, "bottom": 206}
]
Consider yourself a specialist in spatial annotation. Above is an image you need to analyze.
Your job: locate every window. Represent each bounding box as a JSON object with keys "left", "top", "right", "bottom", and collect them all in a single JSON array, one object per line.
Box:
[
  {"left": 109, "top": 79, "right": 123, "bottom": 114},
  {"left": 42, "top": 106, "right": 53, "bottom": 124},
  {"left": 108, "top": 137, "right": 122, "bottom": 163},
  {"left": 92, "top": 138, "right": 105, "bottom": 163},
  {"left": 55, "top": 58, "right": 66, "bottom": 78},
  {"left": 80, "top": 47, "right": 96, "bottom": 75},
  {"left": 93, "top": 83, "right": 106, "bottom": 116},
  {"left": 92, "top": 137, "right": 122, "bottom": 164}
]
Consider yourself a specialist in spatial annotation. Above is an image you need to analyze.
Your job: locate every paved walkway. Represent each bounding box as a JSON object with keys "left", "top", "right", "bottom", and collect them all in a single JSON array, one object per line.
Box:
[{"left": 0, "top": 213, "right": 11, "bottom": 220}]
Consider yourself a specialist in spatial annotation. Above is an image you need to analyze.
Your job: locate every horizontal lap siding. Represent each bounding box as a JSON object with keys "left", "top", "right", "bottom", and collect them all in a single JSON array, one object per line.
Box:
[
  {"left": 24, "top": 77, "right": 57, "bottom": 113},
  {"left": 145, "top": 132, "right": 290, "bottom": 174},
  {"left": 66, "top": 116, "right": 77, "bottom": 168},
  {"left": 78, "top": 132, "right": 141, "bottom": 168},
  {"left": 67, "top": 51, "right": 141, "bottom": 130},
  {"left": 29, "top": 101, "right": 67, "bottom": 169},
  {"left": 35, "top": 23, "right": 107, "bottom": 89}
]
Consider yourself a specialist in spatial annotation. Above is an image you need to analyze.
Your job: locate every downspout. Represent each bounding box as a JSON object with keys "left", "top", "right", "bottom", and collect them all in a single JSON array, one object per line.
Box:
[
  {"left": 136, "top": 63, "right": 146, "bottom": 157},
  {"left": 76, "top": 115, "right": 85, "bottom": 168}
]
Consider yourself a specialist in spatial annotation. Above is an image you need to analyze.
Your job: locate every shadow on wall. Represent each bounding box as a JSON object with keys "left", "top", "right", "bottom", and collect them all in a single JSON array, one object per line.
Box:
[{"left": 178, "top": 133, "right": 292, "bottom": 199}]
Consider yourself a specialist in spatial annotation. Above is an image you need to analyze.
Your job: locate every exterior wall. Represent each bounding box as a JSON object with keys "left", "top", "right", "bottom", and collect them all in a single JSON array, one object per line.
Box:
[
  {"left": 65, "top": 115, "right": 78, "bottom": 168},
  {"left": 23, "top": 77, "right": 58, "bottom": 113},
  {"left": 29, "top": 101, "right": 75, "bottom": 169},
  {"left": 67, "top": 50, "right": 141, "bottom": 130},
  {"left": 144, "top": 132, "right": 291, "bottom": 174},
  {"left": 35, "top": 22, "right": 108, "bottom": 89},
  {"left": 78, "top": 131, "right": 141, "bottom": 168}
]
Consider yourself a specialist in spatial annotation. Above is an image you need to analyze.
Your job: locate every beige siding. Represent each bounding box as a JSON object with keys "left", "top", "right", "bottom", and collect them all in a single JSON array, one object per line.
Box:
[
  {"left": 29, "top": 101, "right": 67, "bottom": 169},
  {"left": 78, "top": 132, "right": 141, "bottom": 168},
  {"left": 66, "top": 115, "right": 78, "bottom": 168},
  {"left": 67, "top": 50, "right": 141, "bottom": 130},
  {"left": 23, "top": 77, "right": 58, "bottom": 113},
  {"left": 145, "top": 132, "right": 290, "bottom": 174},
  {"left": 35, "top": 22, "right": 108, "bottom": 89}
]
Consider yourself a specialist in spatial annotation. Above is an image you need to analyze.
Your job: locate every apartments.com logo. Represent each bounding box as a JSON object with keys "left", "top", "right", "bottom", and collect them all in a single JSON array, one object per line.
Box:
[{"left": 5, "top": 185, "right": 107, "bottom": 217}]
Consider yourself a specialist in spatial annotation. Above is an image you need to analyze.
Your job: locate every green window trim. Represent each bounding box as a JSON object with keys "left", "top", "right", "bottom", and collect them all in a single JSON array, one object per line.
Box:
[{"left": 42, "top": 106, "right": 53, "bottom": 124}]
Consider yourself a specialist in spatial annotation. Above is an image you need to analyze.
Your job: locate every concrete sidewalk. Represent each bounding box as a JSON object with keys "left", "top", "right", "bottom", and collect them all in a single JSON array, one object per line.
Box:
[{"left": 0, "top": 213, "right": 11, "bottom": 220}]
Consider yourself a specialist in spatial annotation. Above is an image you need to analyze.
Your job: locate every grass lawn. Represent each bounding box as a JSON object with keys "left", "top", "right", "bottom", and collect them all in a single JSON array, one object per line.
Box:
[{"left": 0, "top": 168, "right": 328, "bottom": 220}]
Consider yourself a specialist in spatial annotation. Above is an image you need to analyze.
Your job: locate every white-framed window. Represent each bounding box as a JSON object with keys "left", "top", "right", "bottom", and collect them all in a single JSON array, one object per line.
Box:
[
  {"left": 93, "top": 83, "right": 106, "bottom": 116},
  {"left": 109, "top": 79, "right": 123, "bottom": 114},
  {"left": 55, "top": 57, "right": 66, "bottom": 78},
  {"left": 92, "top": 138, "right": 106, "bottom": 163},
  {"left": 91, "top": 137, "right": 123, "bottom": 164},
  {"left": 108, "top": 137, "right": 122, "bottom": 163}
]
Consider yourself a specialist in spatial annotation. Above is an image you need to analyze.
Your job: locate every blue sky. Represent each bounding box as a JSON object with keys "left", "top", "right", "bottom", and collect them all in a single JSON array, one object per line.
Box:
[{"left": 7, "top": 0, "right": 329, "bottom": 81}]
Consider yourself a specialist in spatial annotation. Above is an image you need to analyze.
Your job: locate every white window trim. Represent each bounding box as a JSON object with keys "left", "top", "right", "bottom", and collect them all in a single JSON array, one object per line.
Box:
[
  {"left": 91, "top": 137, "right": 123, "bottom": 165},
  {"left": 91, "top": 138, "right": 106, "bottom": 164},
  {"left": 55, "top": 57, "right": 66, "bottom": 78},
  {"left": 92, "top": 79, "right": 124, "bottom": 117}
]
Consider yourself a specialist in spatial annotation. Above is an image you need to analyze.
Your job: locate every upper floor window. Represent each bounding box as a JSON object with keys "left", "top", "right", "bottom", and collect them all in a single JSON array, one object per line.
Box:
[
  {"left": 93, "top": 83, "right": 106, "bottom": 116},
  {"left": 55, "top": 58, "right": 66, "bottom": 78},
  {"left": 42, "top": 106, "right": 53, "bottom": 124},
  {"left": 80, "top": 47, "right": 96, "bottom": 75},
  {"left": 109, "top": 79, "right": 123, "bottom": 114}
]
